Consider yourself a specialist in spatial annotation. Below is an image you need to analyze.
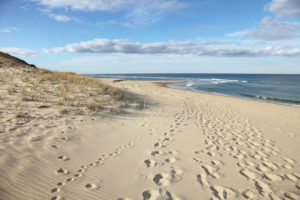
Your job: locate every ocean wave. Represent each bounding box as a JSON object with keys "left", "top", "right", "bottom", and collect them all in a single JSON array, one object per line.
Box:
[
  {"left": 186, "top": 81, "right": 194, "bottom": 87},
  {"left": 240, "top": 94, "right": 300, "bottom": 105},
  {"left": 185, "top": 78, "right": 244, "bottom": 86}
]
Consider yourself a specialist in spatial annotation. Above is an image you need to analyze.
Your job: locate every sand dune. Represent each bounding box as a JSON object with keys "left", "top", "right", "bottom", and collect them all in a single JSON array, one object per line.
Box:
[{"left": 1, "top": 76, "right": 300, "bottom": 199}]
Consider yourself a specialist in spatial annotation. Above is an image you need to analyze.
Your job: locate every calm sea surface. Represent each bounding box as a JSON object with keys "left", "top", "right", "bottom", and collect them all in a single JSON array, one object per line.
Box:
[{"left": 89, "top": 74, "right": 300, "bottom": 107}]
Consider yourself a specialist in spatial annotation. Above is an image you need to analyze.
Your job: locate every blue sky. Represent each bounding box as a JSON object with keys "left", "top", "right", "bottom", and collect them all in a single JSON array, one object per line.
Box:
[{"left": 0, "top": 0, "right": 300, "bottom": 73}]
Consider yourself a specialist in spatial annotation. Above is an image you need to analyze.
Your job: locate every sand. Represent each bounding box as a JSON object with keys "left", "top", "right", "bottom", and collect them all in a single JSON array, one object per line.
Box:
[{"left": 1, "top": 79, "right": 300, "bottom": 200}]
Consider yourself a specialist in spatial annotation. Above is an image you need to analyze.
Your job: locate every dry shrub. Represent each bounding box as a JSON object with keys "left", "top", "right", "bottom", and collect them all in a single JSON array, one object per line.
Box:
[
  {"left": 59, "top": 108, "right": 69, "bottom": 115},
  {"left": 106, "top": 87, "right": 124, "bottom": 99},
  {"left": 7, "top": 86, "right": 17, "bottom": 95},
  {"left": 86, "top": 101, "right": 102, "bottom": 111},
  {"left": 21, "top": 88, "right": 37, "bottom": 101},
  {"left": 15, "top": 111, "right": 27, "bottom": 118}
]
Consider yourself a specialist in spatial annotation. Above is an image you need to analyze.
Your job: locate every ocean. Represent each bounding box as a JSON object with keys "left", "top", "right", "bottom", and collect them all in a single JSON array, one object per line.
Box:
[{"left": 89, "top": 74, "right": 300, "bottom": 107}]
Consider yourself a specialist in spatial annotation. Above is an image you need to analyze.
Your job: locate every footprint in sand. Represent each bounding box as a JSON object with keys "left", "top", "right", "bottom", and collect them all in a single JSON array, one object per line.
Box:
[
  {"left": 294, "top": 173, "right": 300, "bottom": 179},
  {"left": 206, "top": 145, "right": 219, "bottom": 151},
  {"left": 50, "top": 196, "right": 61, "bottom": 200},
  {"left": 57, "top": 155, "right": 70, "bottom": 161},
  {"left": 95, "top": 160, "right": 103, "bottom": 165},
  {"left": 210, "top": 185, "right": 237, "bottom": 200},
  {"left": 284, "top": 192, "right": 300, "bottom": 200},
  {"left": 170, "top": 167, "right": 183, "bottom": 183},
  {"left": 197, "top": 173, "right": 209, "bottom": 186},
  {"left": 98, "top": 157, "right": 105, "bottom": 161},
  {"left": 153, "top": 173, "right": 170, "bottom": 186},
  {"left": 50, "top": 188, "right": 59, "bottom": 193},
  {"left": 262, "top": 161, "right": 279, "bottom": 171},
  {"left": 201, "top": 164, "right": 220, "bottom": 179},
  {"left": 263, "top": 173, "right": 283, "bottom": 182},
  {"left": 285, "top": 174, "right": 298, "bottom": 182},
  {"left": 31, "top": 136, "right": 43, "bottom": 142},
  {"left": 74, "top": 173, "right": 82, "bottom": 177},
  {"left": 168, "top": 150, "right": 178, "bottom": 155},
  {"left": 242, "top": 190, "right": 255, "bottom": 199},
  {"left": 256, "top": 164, "right": 270, "bottom": 172},
  {"left": 89, "top": 162, "right": 98, "bottom": 167},
  {"left": 142, "top": 189, "right": 181, "bottom": 200},
  {"left": 154, "top": 142, "right": 166, "bottom": 148},
  {"left": 51, "top": 144, "right": 60, "bottom": 149},
  {"left": 282, "top": 164, "right": 294, "bottom": 169},
  {"left": 237, "top": 160, "right": 255, "bottom": 167},
  {"left": 151, "top": 150, "right": 164, "bottom": 156},
  {"left": 144, "top": 159, "right": 157, "bottom": 168},
  {"left": 142, "top": 190, "right": 160, "bottom": 200},
  {"left": 211, "top": 160, "right": 223, "bottom": 166},
  {"left": 56, "top": 182, "right": 65, "bottom": 186},
  {"left": 239, "top": 169, "right": 257, "bottom": 180},
  {"left": 165, "top": 157, "right": 177, "bottom": 163},
  {"left": 287, "top": 132, "right": 295, "bottom": 138},
  {"left": 229, "top": 151, "right": 246, "bottom": 159},
  {"left": 207, "top": 151, "right": 222, "bottom": 157},
  {"left": 56, "top": 168, "right": 68, "bottom": 174},
  {"left": 66, "top": 177, "right": 74, "bottom": 182},
  {"left": 85, "top": 183, "right": 97, "bottom": 189},
  {"left": 77, "top": 168, "right": 85, "bottom": 173},
  {"left": 254, "top": 180, "right": 278, "bottom": 199},
  {"left": 282, "top": 157, "right": 295, "bottom": 164},
  {"left": 171, "top": 167, "right": 183, "bottom": 175},
  {"left": 162, "top": 137, "right": 173, "bottom": 142}
]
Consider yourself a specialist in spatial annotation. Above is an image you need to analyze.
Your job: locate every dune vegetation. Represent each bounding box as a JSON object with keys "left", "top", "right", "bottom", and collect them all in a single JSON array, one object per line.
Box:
[{"left": 0, "top": 52, "right": 136, "bottom": 133}]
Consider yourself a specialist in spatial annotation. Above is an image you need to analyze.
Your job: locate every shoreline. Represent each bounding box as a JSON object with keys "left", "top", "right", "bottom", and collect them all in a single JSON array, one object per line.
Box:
[
  {"left": 96, "top": 76, "right": 300, "bottom": 108},
  {"left": 166, "top": 82, "right": 300, "bottom": 109},
  {"left": 105, "top": 77, "right": 300, "bottom": 109}
]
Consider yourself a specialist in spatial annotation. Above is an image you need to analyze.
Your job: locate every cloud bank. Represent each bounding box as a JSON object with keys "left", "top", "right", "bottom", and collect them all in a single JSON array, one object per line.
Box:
[
  {"left": 226, "top": 16, "right": 300, "bottom": 41},
  {"left": 44, "top": 38, "right": 300, "bottom": 57},
  {"left": 266, "top": 0, "right": 300, "bottom": 17},
  {"left": 34, "top": 0, "right": 184, "bottom": 12},
  {"left": 0, "top": 48, "right": 37, "bottom": 57},
  {"left": 248, "top": 16, "right": 300, "bottom": 40}
]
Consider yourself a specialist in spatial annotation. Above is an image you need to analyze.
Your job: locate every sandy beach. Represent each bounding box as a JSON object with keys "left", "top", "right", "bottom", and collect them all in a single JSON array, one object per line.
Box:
[
  {"left": 1, "top": 67, "right": 300, "bottom": 200},
  {"left": 1, "top": 0, "right": 300, "bottom": 198}
]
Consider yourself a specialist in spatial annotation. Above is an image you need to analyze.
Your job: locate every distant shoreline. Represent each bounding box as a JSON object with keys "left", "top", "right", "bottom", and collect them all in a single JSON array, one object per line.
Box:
[{"left": 94, "top": 74, "right": 300, "bottom": 108}]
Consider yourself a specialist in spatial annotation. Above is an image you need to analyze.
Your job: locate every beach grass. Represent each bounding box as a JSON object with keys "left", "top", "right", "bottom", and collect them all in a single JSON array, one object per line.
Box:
[{"left": 0, "top": 52, "right": 133, "bottom": 120}]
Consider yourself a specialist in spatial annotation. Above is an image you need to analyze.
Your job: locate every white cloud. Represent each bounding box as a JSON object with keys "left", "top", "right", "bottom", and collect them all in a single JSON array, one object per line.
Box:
[
  {"left": 225, "top": 30, "right": 248, "bottom": 37},
  {"left": 266, "top": 0, "right": 300, "bottom": 17},
  {"left": 0, "top": 47, "right": 37, "bottom": 57},
  {"left": 226, "top": 16, "right": 300, "bottom": 41},
  {"left": 125, "top": 0, "right": 186, "bottom": 25},
  {"left": 48, "top": 13, "right": 71, "bottom": 22},
  {"left": 34, "top": 0, "right": 186, "bottom": 24},
  {"left": 43, "top": 38, "right": 300, "bottom": 57},
  {"left": 122, "top": 22, "right": 135, "bottom": 28},
  {"left": 247, "top": 16, "right": 300, "bottom": 40},
  {"left": 34, "top": 0, "right": 184, "bottom": 12},
  {"left": 34, "top": 0, "right": 131, "bottom": 11},
  {"left": 1, "top": 27, "right": 19, "bottom": 33},
  {"left": 38, "top": 8, "right": 71, "bottom": 22}
]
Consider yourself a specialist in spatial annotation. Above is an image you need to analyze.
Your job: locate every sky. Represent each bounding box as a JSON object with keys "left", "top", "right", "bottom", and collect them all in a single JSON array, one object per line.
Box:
[{"left": 0, "top": 0, "right": 300, "bottom": 74}]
